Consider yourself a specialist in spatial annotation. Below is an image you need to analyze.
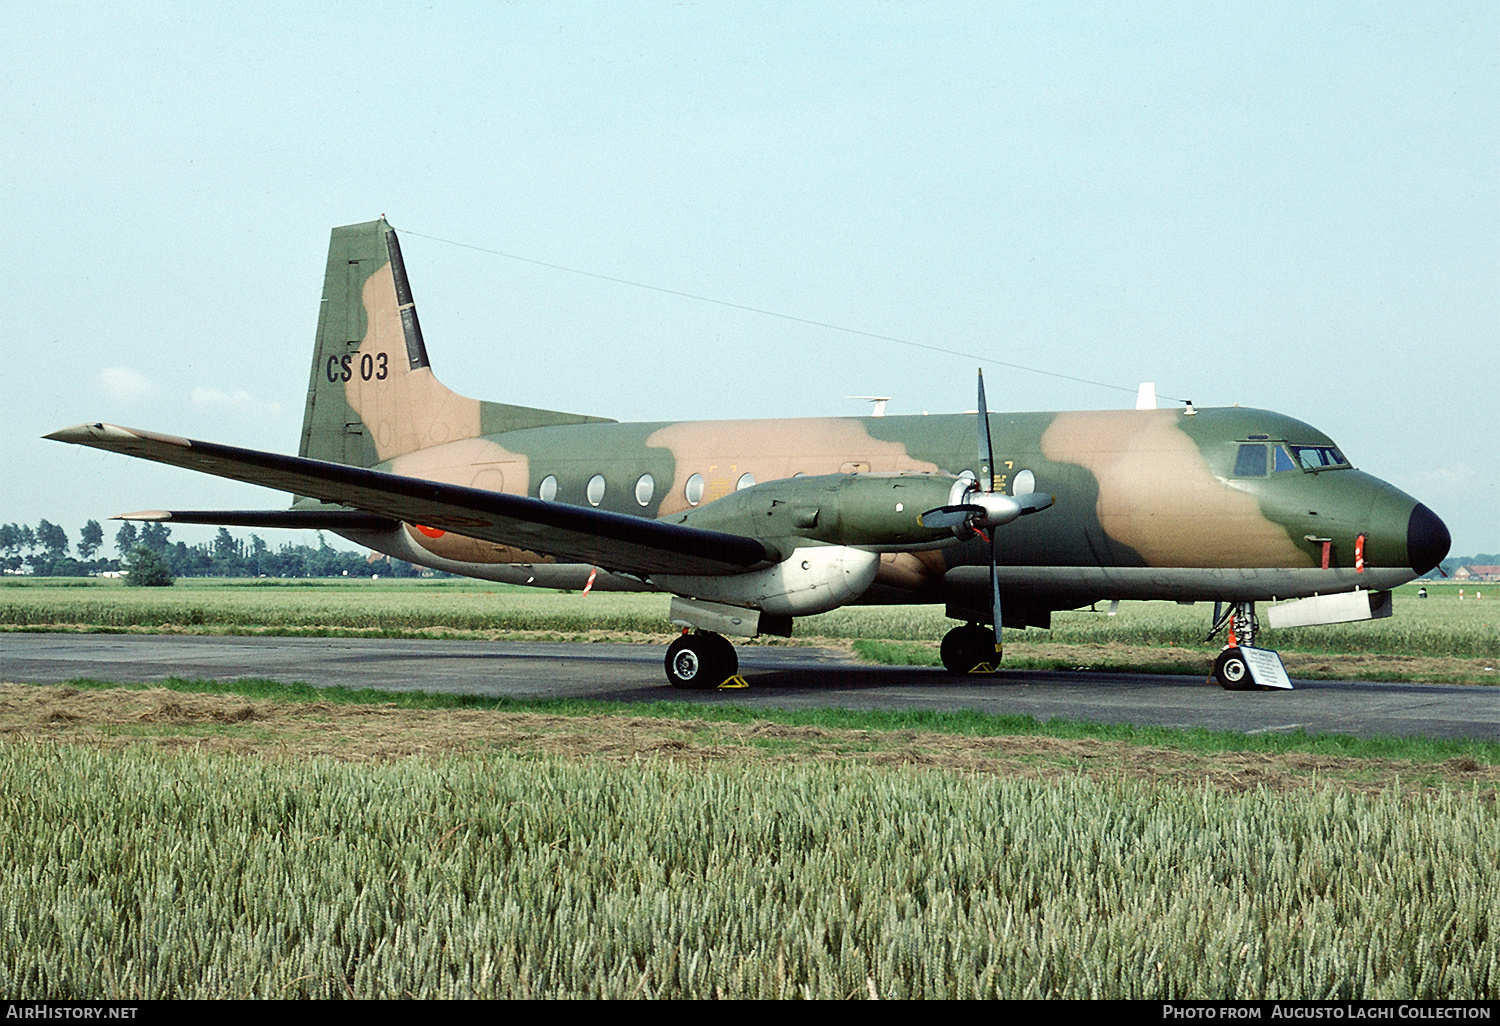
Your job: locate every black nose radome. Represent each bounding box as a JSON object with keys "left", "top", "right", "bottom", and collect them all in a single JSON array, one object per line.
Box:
[{"left": 1407, "top": 503, "right": 1450, "bottom": 576}]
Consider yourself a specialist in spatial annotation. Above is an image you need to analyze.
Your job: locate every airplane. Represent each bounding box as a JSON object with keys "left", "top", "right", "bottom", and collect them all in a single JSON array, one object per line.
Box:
[{"left": 47, "top": 218, "right": 1451, "bottom": 691}]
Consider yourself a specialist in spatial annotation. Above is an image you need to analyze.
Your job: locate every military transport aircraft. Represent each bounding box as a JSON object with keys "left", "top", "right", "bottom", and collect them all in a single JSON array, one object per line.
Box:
[{"left": 47, "top": 219, "right": 1450, "bottom": 690}]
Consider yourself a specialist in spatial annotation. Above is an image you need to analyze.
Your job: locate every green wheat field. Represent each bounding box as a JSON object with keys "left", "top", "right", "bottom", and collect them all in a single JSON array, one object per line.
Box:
[{"left": 1, "top": 743, "right": 1494, "bottom": 999}]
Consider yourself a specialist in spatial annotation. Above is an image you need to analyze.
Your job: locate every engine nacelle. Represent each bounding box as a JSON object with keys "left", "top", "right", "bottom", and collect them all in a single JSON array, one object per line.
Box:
[
  {"left": 652, "top": 544, "right": 880, "bottom": 617},
  {"left": 668, "top": 471, "right": 964, "bottom": 551}
]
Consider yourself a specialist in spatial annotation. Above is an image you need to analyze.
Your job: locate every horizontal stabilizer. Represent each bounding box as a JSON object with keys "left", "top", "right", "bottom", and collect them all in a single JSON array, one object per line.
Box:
[{"left": 47, "top": 422, "right": 772, "bottom": 577}]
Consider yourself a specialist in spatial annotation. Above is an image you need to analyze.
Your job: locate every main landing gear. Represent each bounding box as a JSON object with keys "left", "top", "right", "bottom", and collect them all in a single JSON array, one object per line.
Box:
[
  {"left": 940, "top": 622, "right": 1001, "bottom": 674},
  {"left": 664, "top": 630, "right": 741, "bottom": 689}
]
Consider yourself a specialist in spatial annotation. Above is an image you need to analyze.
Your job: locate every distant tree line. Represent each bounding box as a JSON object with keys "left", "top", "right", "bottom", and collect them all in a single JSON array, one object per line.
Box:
[
  {"left": 0, "top": 519, "right": 435, "bottom": 579},
  {"left": 7, "top": 516, "right": 1489, "bottom": 584}
]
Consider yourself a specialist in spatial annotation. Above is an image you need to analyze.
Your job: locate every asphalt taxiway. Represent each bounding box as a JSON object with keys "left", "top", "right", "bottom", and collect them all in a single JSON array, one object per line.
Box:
[{"left": 3, "top": 634, "right": 1495, "bottom": 742}]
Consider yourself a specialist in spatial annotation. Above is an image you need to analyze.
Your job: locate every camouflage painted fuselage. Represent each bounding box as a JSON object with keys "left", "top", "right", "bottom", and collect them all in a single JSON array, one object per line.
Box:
[{"left": 294, "top": 220, "right": 1448, "bottom": 629}]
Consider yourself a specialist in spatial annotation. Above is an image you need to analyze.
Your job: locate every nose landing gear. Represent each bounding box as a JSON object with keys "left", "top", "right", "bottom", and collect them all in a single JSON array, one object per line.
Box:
[
  {"left": 1206, "top": 601, "right": 1291, "bottom": 690},
  {"left": 1212, "top": 646, "right": 1252, "bottom": 690}
]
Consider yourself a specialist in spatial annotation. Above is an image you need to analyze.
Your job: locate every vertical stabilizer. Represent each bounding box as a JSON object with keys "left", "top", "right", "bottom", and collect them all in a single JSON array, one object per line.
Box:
[{"left": 299, "top": 219, "right": 479, "bottom": 467}]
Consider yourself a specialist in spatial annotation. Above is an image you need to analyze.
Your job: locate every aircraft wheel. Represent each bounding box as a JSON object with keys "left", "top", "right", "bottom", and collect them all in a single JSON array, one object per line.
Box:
[
  {"left": 1214, "top": 647, "right": 1251, "bottom": 690},
  {"left": 665, "top": 632, "right": 738, "bottom": 689},
  {"left": 940, "top": 623, "right": 999, "bottom": 674}
]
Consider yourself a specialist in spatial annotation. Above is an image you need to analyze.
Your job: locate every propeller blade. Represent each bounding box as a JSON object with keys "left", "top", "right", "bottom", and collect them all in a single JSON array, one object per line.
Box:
[
  {"left": 919, "top": 504, "right": 985, "bottom": 530},
  {"left": 976, "top": 369, "right": 995, "bottom": 493},
  {"left": 1013, "top": 492, "right": 1055, "bottom": 515},
  {"left": 990, "top": 531, "right": 1003, "bottom": 659},
  {"left": 978, "top": 369, "right": 1002, "bottom": 661}
]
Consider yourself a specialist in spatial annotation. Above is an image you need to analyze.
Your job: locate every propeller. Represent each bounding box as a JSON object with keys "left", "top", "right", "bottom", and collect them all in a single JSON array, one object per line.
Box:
[{"left": 918, "top": 369, "right": 1054, "bottom": 664}]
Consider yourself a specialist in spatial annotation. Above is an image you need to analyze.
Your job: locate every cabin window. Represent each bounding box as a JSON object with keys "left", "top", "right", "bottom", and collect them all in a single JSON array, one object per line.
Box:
[
  {"left": 635, "top": 474, "right": 655, "bottom": 507},
  {"left": 586, "top": 474, "right": 606, "bottom": 507},
  {"left": 737, "top": 473, "right": 756, "bottom": 491},
  {"left": 685, "top": 473, "right": 705, "bottom": 506},
  {"left": 1012, "top": 469, "right": 1035, "bottom": 495},
  {"left": 538, "top": 475, "right": 558, "bottom": 501},
  {"left": 1234, "top": 444, "right": 1267, "bottom": 477}
]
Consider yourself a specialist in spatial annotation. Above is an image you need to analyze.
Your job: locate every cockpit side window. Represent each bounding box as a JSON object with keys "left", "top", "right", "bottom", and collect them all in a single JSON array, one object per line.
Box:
[
  {"left": 1234, "top": 444, "right": 1268, "bottom": 477},
  {"left": 1274, "top": 445, "right": 1297, "bottom": 472}
]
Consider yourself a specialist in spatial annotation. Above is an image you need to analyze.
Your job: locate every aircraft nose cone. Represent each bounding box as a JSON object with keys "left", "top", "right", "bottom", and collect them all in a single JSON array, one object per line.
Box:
[{"left": 1407, "top": 503, "right": 1450, "bottom": 575}]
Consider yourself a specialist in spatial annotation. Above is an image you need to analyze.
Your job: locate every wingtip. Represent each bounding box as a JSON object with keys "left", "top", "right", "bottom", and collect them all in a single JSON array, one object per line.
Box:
[
  {"left": 44, "top": 423, "right": 105, "bottom": 442},
  {"left": 45, "top": 422, "right": 137, "bottom": 443},
  {"left": 111, "top": 510, "right": 173, "bottom": 522},
  {"left": 43, "top": 423, "right": 190, "bottom": 448}
]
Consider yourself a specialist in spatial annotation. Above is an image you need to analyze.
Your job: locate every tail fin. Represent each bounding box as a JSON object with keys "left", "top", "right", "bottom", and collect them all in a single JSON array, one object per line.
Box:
[
  {"left": 299, "top": 219, "right": 610, "bottom": 468},
  {"left": 300, "top": 218, "right": 463, "bottom": 466}
]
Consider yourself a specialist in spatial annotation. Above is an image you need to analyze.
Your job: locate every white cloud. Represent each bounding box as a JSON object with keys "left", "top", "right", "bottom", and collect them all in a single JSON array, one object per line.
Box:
[
  {"left": 190, "top": 387, "right": 283, "bottom": 418},
  {"left": 95, "top": 367, "right": 158, "bottom": 403},
  {"left": 1410, "top": 464, "right": 1480, "bottom": 504}
]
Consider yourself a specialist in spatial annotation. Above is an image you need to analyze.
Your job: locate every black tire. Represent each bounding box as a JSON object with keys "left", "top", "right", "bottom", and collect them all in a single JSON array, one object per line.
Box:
[
  {"left": 1214, "top": 647, "right": 1251, "bottom": 690},
  {"left": 664, "top": 633, "right": 738, "bottom": 689},
  {"left": 703, "top": 632, "right": 738, "bottom": 682},
  {"left": 940, "top": 623, "right": 999, "bottom": 674}
]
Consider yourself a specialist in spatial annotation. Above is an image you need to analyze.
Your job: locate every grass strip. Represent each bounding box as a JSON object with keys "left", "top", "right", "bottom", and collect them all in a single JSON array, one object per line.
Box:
[{"left": 43, "top": 675, "right": 1500, "bottom": 766}]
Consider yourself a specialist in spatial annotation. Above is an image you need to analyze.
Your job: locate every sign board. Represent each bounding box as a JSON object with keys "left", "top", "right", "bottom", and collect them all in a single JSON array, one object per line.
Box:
[{"left": 1240, "top": 646, "right": 1294, "bottom": 690}]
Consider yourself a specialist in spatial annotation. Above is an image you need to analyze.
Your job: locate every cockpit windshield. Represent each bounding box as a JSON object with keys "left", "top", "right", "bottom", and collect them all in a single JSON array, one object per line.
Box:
[
  {"left": 1289, "top": 444, "right": 1350, "bottom": 471},
  {"left": 1233, "top": 442, "right": 1352, "bottom": 477}
]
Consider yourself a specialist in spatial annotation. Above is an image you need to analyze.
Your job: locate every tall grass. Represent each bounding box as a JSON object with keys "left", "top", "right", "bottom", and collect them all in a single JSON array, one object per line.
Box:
[
  {"left": 0, "top": 583, "right": 672, "bottom": 635},
  {"left": 3, "top": 580, "right": 1495, "bottom": 658},
  {"left": 1, "top": 743, "right": 1493, "bottom": 999},
  {"left": 802, "top": 590, "right": 1499, "bottom": 658}
]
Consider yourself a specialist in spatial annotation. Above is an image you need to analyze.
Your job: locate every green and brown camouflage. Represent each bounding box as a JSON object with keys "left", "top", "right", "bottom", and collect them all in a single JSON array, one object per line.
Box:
[
  {"left": 296, "top": 221, "right": 1444, "bottom": 598},
  {"left": 299, "top": 219, "right": 612, "bottom": 469},
  {"left": 47, "top": 218, "right": 1451, "bottom": 683}
]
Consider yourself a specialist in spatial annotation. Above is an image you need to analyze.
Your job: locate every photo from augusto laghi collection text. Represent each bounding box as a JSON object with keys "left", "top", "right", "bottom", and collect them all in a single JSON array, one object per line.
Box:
[{"left": 1162, "top": 1005, "right": 1493, "bottom": 1020}]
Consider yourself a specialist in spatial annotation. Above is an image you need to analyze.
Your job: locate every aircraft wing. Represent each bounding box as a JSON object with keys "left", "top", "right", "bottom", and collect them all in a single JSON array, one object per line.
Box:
[
  {"left": 45, "top": 423, "right": 773, "bottom": 577},
  {"left": 113, "top": 510, "right": 401, "bottom": 530}
]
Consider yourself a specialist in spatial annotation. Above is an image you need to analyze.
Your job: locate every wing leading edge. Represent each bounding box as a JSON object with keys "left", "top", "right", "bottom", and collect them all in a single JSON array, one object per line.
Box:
[{"left": 45, "top": 423, "right": 773, "bottom": 577}]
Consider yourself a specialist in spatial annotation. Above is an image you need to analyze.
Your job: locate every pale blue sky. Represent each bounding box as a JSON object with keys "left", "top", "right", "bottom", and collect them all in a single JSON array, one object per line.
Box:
[{"left": 4, "top": 2, "right": 1495, "bottom": 556}]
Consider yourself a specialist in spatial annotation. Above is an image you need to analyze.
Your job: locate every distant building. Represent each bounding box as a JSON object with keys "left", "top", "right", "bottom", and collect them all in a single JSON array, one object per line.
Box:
[{"left": 1452, "top": 566, "right": 1500, "bottom": 583}]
